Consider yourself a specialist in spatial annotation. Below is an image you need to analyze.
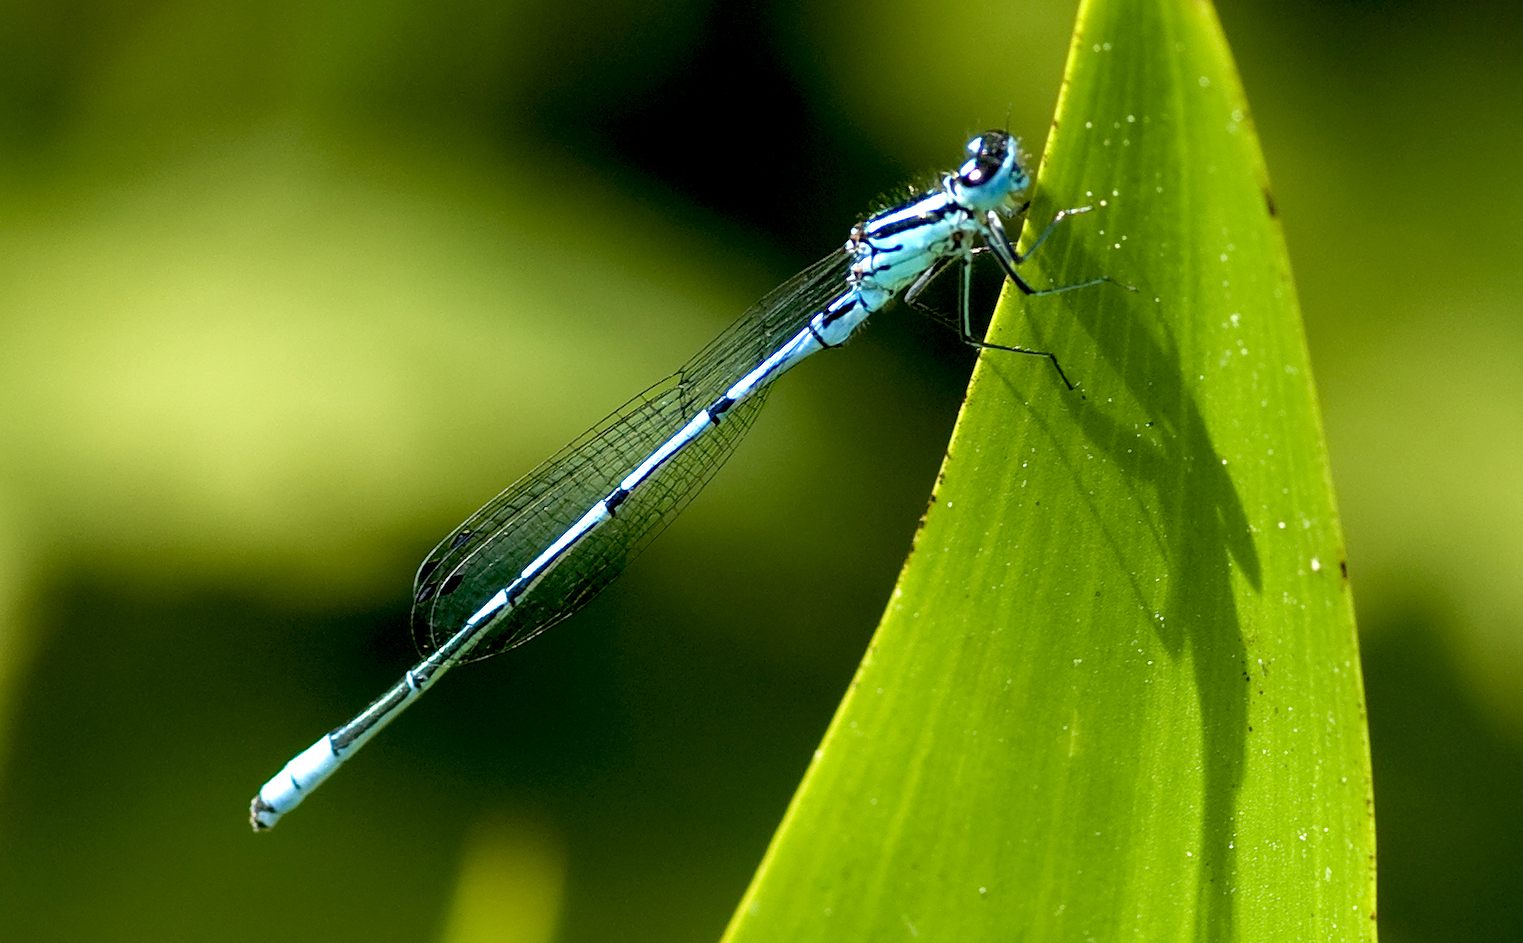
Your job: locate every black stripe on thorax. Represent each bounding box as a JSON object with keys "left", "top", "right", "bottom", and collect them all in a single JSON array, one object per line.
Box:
[{"left": 864, "top": 200, "right": 958, "bottom": 239}]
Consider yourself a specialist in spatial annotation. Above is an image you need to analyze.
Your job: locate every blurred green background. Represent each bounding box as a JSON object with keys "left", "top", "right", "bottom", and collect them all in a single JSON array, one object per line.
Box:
[{"left": 0, "top": 1, "right": 1516, "bottom": 941}]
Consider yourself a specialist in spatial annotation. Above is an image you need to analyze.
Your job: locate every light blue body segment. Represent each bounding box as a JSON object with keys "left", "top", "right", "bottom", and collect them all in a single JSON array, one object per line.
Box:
[{"left": 250, "top": 129, "right": 1082, "bottom": 830}]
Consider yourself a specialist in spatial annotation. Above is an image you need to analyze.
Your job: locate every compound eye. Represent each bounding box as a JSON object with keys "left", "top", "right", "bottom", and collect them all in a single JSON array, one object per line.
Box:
[
  {"left": 974, "top": 130, "right": 1010, "bottom": 161},
  {"left": 957, "top": 155, "right": 1000, "bottom": 188}
]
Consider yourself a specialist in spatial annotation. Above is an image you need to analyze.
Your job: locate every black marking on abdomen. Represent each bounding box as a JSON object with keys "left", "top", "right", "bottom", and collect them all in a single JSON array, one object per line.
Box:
[
  {"left": 807, "top": 321, "right": 840, "bottom": 348},
  {"left": 819, "top": 296, "right": 864, "bottom": 330},
  {"left": 705, "top": 396, "right": 733, "bottom": 421},
  {"left": 605, "top": 487, "right": 630, "bottom": 514}
]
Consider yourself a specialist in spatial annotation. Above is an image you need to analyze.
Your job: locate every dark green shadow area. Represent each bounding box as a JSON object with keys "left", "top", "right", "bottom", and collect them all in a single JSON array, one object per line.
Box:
[
  {"left": 980, "top": 245, "right": 1254, "bottom": 940},
  {"left": 1077, "top": 303, "right": 1254, "bottom": 939},
  {"left": 1363, "top": 608, "right": 1523, "bottom": 943}
]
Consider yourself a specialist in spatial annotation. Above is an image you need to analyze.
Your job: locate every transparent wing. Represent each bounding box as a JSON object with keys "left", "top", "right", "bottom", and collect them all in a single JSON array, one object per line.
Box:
[{"left": 410, "top": 248, "right": 855, "bottom": 662}]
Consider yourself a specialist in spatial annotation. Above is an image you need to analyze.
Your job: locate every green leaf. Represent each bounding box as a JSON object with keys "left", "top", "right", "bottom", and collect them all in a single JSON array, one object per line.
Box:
[{"left": 719, "top": 0, "right": 1374, "bottom": 940}]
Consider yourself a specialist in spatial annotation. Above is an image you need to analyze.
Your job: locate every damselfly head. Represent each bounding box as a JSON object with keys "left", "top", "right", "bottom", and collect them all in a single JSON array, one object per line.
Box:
[{"left": 951, "top": 129, "right": 1030, "bottom": 212}]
